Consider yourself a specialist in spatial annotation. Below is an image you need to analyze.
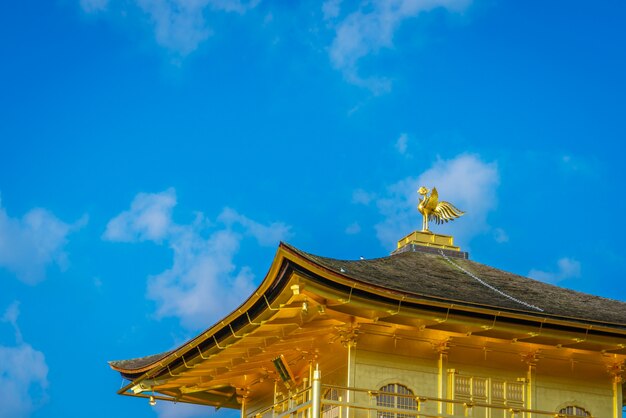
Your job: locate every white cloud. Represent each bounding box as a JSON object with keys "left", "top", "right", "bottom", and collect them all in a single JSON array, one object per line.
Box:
[
  {"left": 103, "top": 188, "right": 177, "bottom": 242},
  {"left": 395, "top": 133, "right": 409, "bottom": 155},
  {"left": 0, "top": 196, "right": 82, "bottom": 285},
  {"left": 2, "top": 301, "right": 22, "bottom": 343},
  {"left": 528, "top": 257, "right": 581, "bottom": 284},
  {"left": 345, "top": 222, "right": 361, "bottom": 235},
  {"left": 327, "top": 0, "right": 470, "bottom": 92},
  {"left": 218, "top": 207, "right": 291, "bottom": 247},
  {"left": 135, "top": 0, "right": 213, "bottom": 55},
  {"left": 105, "top": 189, "right": 291, "bottom": 330},
  {"left": 147, "top": 226, "right": 257, "bottom": 329},
  {"left": 81, "top": 0, "right": 259, "bottom": 55},
  {"left": 374, "top": 154, "right": 499, "bottom": 249},
  {"left": 0, "top": 302, "right": 49, "bottom": 418}
]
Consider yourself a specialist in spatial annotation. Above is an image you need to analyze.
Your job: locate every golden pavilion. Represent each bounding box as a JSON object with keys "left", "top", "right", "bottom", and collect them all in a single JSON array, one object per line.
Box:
[{"left": 110, "top": 189, "right": 626, "bottom": 418}]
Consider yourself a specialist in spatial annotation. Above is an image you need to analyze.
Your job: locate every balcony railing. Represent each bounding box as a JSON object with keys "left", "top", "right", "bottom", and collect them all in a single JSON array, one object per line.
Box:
[{"left": 250, "top": 371, "right": 593, "bottom": 418}]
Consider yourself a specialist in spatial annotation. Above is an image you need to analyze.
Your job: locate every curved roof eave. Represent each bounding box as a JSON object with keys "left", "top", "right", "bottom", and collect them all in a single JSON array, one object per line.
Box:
[
  {"left": 283, "top": 244, "right": 626, "bottom": 334},
  {"left": 111, "top": 242, "right": 626, "bottom": 382},
  {"left": 109, "top": 243, "right": 294, "bottom": 376}
]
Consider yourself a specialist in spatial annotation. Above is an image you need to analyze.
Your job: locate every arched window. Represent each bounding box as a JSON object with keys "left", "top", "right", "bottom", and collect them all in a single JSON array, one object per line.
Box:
[
  {"left": 558, "top": 406, "right": 590, "bottom": 416},
  {"left": 376, "top": 384, "right": 417, "bottom": 418}
]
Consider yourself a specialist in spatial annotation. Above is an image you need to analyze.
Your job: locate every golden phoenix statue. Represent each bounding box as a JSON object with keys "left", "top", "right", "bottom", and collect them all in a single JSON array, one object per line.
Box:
[{"left": 417, "top": 187, "right": 465, "bottom": 232}]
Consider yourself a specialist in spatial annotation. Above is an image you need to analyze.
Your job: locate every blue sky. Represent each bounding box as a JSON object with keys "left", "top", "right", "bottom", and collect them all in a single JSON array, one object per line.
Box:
[{"left": 1, "top": 0, "right": 625, "bottom": 417}]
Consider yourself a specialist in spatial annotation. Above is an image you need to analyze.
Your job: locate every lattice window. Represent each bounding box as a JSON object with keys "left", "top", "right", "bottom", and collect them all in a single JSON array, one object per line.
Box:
[
  {"left": 453, "top": 373, "right": 525, "bottom": 409},
  {"left": 376, "top": 384, "right": 417, "bottom": 418},
  {"left": 455, "top": 376, "right": 471, "bottom": 397},
  {"left": 472, "top": 377, "right": 487, "bottom": 399},
  {"left": 559, "top": 406, "right": 591, "bottom": 416},
  {"left": 506, "top": 381, "right": 524, "bottom": 403},
  {"left": 491, "top": 380, "right": 504, "bottom": 403},
  {"left": 454, "top": 375, "right": 488, "bottom": 401}
]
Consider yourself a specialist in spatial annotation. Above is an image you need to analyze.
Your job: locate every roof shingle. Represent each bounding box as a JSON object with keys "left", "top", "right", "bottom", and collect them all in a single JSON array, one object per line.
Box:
[{"left": 286, "top": 244, "right": 626, "bottom": 329}]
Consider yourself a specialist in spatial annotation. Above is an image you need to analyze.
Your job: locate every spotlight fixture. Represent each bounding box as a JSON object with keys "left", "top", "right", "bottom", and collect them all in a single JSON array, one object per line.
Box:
[
  {"left": 272, "top": 354, "right": 296, "bottom": 388},
  {"left": 301, "top": 301, "right": 309, "bottom": 316}
]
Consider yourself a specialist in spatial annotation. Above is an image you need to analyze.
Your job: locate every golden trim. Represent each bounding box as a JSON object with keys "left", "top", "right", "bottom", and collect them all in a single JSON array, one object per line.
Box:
[
  {"left": 397, "top": 230, "right": 460, "bottom": 251},
  {"left": 114, "top": 243, "right": 626, "bottom": 405}
]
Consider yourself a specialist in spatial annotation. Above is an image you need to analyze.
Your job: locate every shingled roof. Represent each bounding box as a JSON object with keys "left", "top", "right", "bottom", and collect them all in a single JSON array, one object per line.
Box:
[
  {"left": 110, "top": 242, "right": 626, "bottom": 374},
  {"left": 286, "top": 243, "right": 626, "bottom": 330}
]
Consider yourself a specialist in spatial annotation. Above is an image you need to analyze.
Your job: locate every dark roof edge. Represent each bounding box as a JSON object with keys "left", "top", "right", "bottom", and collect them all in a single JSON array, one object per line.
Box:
[
  {"left": 110, "top": 244, "right": 297, "bottom": 382},
  {"left": 281, "top": 243, "right": 626, "bottom": 334},
  {"left": 111, "top": 243, "right": 626, "bottom": 382}
]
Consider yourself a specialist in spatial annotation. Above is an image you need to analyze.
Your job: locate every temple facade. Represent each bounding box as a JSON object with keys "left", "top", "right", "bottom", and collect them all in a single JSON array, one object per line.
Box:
[{"left": 110, "top": 233, "right": 626, "bottom": 418}]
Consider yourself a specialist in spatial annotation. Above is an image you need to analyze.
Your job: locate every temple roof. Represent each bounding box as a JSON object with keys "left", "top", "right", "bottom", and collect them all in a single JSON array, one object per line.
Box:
[
  {"left": 287, "top": 244, "right": 626, "bottom": 329},
  {"left": 110, "top": 243, "right": 626, "bottom": 376}
]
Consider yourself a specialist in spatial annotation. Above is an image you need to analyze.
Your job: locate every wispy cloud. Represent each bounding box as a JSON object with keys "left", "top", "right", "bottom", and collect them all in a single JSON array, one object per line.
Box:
[
  {"left": 218, "top": 207, "right": 291, "bottom": 246},
  {"left": 103, "top": 188, "right": 176, "bottom": 242},
  {"left": 322, "top": 0, "right": 342, "bottom": 21},
  {"left": 79, "top": 0, "right": 259, "bottom": 55},
  {"left": 79, "top": 0, "right": 470, "bottom": 79},
  {"left": 104, "top": 189, "right": 291, "bottom": 330},
  {"left": 2, "top": 301, "right": 22, "bottom": 343},
  {"left": 492, "top": 227, "right": 509, "bottom": 243},
  {"left": 529, "top": 257, "right": 581, "bottom": 284},
  {"left": 0, "top": 195, "right": 84, "bottom": 285},
  {"left": 345, "top": 221, "right": 361, "bottom": 235},
  {"left": 560, "top": 154, "right": 597, "bottom": 175},
  {"left": 325, "top": 0, "right": 470, "bottom": 92},
  {"left": 395, "top": 133, "right": 409, "bottom": 155},
  {"left": 372, "top": 153, "right": 499, "bottom": 249},
  {"left": 0, "top": 302, "right": 49, "bottom": 418}
]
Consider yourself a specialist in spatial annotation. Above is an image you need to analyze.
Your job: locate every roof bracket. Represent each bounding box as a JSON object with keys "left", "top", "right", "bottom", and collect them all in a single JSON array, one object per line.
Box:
[
  {"left": 264, "top": 295, "right": 280, "bottom": 311},
  {"left": 182, "top": 356, "right": 197, "bottom": 369},
  {"left": 197, "top": 346, "right": 211, "bottom": 360},
  {"left": 481, "top": 312, "right": 499, "bottom": 331},
  {"left": 229, "top": 324, "right": 245, "bottom": 339},
  {"left": 167, "top": 365, "right": 182, "bottom": 377},
  {"left": 213, "top": 335, "right": 229, "bottom": 350},
  {"left": 435, "top": 307, "right": 451, "bottom": 324},
  {"left": 386, "top": 296, "right": 406, "bottom": 316},
  {"left": 338, "top": 285, "right": 355, "bottom": 304},
  {"left": 246, "top": 311, "right": 263, "bottom": 326}
]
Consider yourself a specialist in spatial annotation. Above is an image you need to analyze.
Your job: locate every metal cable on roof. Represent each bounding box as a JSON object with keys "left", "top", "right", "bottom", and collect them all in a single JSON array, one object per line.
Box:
[{"left": 439, "top": 250, "right": 544, "bottom": 312}]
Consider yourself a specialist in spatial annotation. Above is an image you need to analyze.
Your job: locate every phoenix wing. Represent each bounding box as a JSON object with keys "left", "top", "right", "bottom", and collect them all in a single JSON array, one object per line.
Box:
[{"left": 431, "top": 200, "right": 465, "bottom": 224}]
